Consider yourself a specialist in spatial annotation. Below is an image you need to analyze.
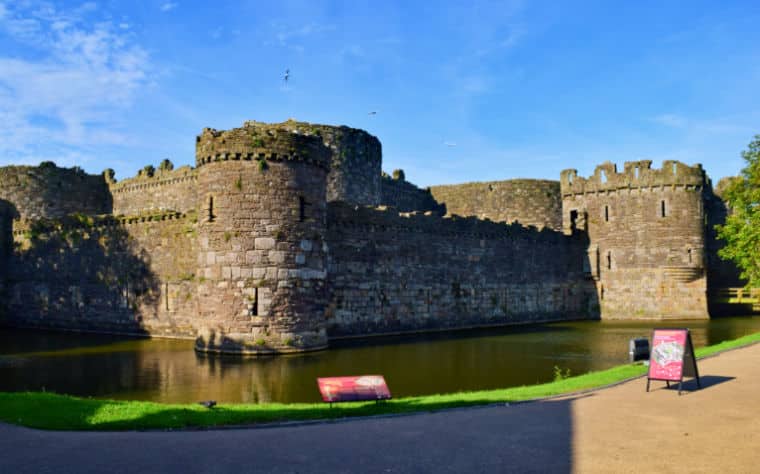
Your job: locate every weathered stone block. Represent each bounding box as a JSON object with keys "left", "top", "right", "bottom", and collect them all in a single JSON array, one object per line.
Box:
[{"left": 255, "top": 237, "right": 276, "bottom": 250}]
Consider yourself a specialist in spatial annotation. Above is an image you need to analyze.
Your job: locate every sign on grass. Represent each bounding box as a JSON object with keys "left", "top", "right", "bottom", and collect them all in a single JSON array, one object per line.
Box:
[{"left": 317, "top": 375, "right": 392, "bottom": 403}]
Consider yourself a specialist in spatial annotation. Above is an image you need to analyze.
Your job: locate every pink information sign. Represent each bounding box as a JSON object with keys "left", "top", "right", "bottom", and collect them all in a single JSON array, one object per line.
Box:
[
  {"left": 647, "top": 328, "right": 701, "bottom": 395},
  {"left": 648, "top": 329, "right": 688, "bottom": 381},
  {"left": 317, "top": 375, "right": 392, "bottom": 403}
]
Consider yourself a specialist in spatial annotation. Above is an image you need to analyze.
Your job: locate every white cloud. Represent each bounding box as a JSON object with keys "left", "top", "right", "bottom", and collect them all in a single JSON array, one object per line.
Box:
[
  {"left": 160, "top": 2, "right": 178, "bottom": 12},
  {"left": 0, "top": 2, "right": 150, "bottom": 166}
]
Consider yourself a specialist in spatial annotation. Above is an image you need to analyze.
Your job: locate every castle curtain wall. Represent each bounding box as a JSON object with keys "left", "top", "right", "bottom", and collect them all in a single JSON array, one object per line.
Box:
[
  {"left": 325, "top": 202, "right": 597, "bottom": 337},
  {"left": 4, "top": 214, "right": 198, "bottom": 335},
  {"left": 110, "top": 166, "right": 198, "bottom": 216},
  {"left": 430, "top": 179, "right": 563, "bottom": 231}
]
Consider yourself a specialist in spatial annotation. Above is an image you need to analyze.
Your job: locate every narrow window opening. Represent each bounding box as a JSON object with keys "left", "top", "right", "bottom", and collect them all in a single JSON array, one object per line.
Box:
[
  {"left": 660, "top": 200, "right": 666, "bottom": 218},
  {"left": 252, "top": 287, "right": 258, "bottom": 316},
  {"left": 600, "top": 170, "right": 607, "bottom": 183},
  {"left": 600, "top": 285, "right": 605, "bottom": 300},
  {"left": 688, "top": 248, "right": 693, "bottom": 264},
  {"left": 165, "top": 283, "right": 170, "bottom": 311},
  {"left": 208, "top": 195, "right": 215, "bottom": 222},
  {"left": 607, "top": 251, "right": 612, "bottom": 270},
  {"left": 299, "top": 196, "right": 306, "bottom": 222},
  {"left": 569, "top": 210, "right": 578, "bottom": 233},
  {"left": 604, "top": 205, "right": 609, "bottom": 222},
  {"left": 672, "top": 163, "right": 677, "bottom": 175},
  {"left": 634, "top": 167, "right": 639, "bottom": 179}
]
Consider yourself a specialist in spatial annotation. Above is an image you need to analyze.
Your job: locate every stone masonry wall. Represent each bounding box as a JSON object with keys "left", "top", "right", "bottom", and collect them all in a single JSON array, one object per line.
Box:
[
  {"left": 561, "top": 160, "right": 709, "bottom": 319},
  {"left": 241, "top": 120, "right": 382, "bottom": 206},
  {"left": 326, "top": 202, "right": 597, "bottom": 337},
  {"left": 380, "top": 174, "right": 446, "bottom": 213},
  {"left": 194, "top": 122, "right": 331, "bottom": 353},
  {"left": 0, "top": 163, "right": 112, "bottom": 220},
  {"left": 430, "top": 179, "right": 562, "bottom": 230},
  {"left": 3, "top": 212, "right": 198, "bottom": 336},
  {"left": 110, "top": 163, "right": 197, "bottom": 215}
]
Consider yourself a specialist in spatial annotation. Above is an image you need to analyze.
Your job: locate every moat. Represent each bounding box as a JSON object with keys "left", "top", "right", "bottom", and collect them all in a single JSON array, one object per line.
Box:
[{"left": 1, "top": 316, "right": 758, "bottom": 404}]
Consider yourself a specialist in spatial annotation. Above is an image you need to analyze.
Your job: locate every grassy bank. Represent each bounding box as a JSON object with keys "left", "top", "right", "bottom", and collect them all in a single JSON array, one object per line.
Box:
[{"left": 2, "top": 331, "right": 759, "bottom": 431}]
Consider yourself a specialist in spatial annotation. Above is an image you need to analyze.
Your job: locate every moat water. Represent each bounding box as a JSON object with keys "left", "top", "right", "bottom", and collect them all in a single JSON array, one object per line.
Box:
[{"left": 1, "top": 316, "right": 759, "bottom": 404}]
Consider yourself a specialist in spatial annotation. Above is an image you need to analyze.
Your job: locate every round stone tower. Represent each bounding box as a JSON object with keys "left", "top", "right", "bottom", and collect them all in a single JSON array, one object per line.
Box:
[
  {"left": 243, "top": 119, "right": 382, "bottom": 206},
  {"left": 194, "top": 121, "right": 331, "bottom": 354},
  {"left": 560, "top": 160, "right": 709, "bottom": 320}
]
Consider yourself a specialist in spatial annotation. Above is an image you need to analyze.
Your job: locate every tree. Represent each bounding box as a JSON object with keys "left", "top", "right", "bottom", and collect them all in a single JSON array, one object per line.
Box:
[{"left": 716, "top": 135, "right": 760, "bottom": 288}]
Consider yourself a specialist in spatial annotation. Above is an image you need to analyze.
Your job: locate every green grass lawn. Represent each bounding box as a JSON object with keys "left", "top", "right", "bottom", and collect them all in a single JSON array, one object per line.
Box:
[{"left": 1, "top": 331, "right": 758, "bottom": 431}]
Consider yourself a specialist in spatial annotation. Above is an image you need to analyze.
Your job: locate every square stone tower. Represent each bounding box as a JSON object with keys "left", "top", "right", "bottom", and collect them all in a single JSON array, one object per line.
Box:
[{"left": 561, "top": 160, "right": 709, "bottom": 319}]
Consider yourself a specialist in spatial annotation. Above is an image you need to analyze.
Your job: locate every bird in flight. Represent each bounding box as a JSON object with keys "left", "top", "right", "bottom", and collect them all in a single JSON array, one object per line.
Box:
[
  {"left": 283, "top": 69, "right": 290, "bottom": 83},
  {"left": 368, "top": 111, "right": 377, "bottom": 115}
]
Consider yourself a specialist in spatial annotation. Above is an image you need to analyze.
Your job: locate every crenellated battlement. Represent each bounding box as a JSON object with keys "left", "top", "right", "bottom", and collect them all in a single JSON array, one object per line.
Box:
[
  {"left": 195, "top": 121, "right": 331, "bottom": 170},
  {"left": 560, "top": 160, "right": 706, "bottom": 196},
  {"left": 109, "top": 165, "right": 197, "bottom": 194}
]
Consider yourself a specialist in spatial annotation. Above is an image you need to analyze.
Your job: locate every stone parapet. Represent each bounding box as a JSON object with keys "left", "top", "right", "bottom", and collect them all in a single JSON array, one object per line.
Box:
[
  {"left": 212, "top": 119, "right": 382, "bottom": 206},
  {"left": 561, "top": 160, "right": 705, "bottom": 196},
  {"left": 195, "top": 121, "right": 331, "bottom": 170}
]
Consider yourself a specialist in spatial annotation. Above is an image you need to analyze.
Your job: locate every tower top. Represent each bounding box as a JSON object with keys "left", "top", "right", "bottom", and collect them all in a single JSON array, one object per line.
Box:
[{"left": 560, "top": 160, "right": 705, "bottom": 196}]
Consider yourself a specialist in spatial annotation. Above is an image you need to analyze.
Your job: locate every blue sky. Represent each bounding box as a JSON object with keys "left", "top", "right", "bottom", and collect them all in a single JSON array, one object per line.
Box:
[{"left": 1, "top": 1, "right": 758, "bottom": 187}]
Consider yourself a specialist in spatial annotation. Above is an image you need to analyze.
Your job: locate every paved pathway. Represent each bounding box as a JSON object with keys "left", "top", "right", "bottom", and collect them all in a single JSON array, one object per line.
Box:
[{"left": 1, "top": 344, "right": 759, "bottom": 473}]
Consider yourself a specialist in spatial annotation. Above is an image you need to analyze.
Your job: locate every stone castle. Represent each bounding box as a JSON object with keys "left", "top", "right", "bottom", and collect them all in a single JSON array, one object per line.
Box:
[{"left": 0, "top": 120, "right": 741, "bottom": 354}]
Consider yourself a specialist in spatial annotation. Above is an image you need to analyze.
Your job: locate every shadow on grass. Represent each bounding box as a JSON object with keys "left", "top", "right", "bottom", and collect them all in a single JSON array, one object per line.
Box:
[
  {"left": 0, "top": 361, "right": 648, "bottom": 431},
  {"left": 0, "top": 390, "right": 574, "bottom": 433}
]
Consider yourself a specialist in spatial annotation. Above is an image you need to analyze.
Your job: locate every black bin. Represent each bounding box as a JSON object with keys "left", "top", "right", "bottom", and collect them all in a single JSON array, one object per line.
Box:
[{"left": 629, "top": 337, "right": 650, "bottom": 362}]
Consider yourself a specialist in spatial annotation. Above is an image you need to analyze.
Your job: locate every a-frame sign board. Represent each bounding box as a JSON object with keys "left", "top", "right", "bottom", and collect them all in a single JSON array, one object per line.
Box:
[{"left": 646, "top": 328, "right": 701, "bottom": 395}]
